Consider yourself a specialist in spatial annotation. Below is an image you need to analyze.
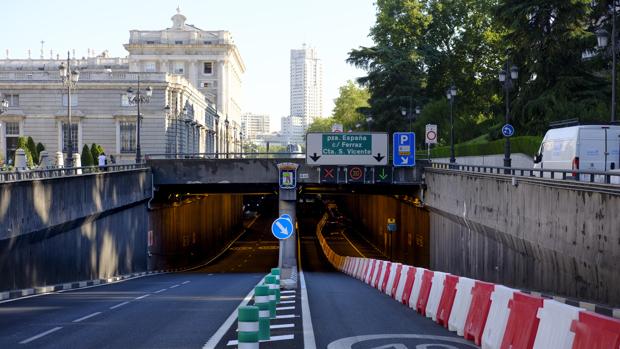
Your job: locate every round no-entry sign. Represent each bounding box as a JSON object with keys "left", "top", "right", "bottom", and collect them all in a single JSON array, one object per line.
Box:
[{"left": 425, "top": 124, "right": 438, "bottom": 144}]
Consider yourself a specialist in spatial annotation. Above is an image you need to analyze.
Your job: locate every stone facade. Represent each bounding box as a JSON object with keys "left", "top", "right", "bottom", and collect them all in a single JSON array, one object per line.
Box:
[{"left": 0, "top": 9, "right": 244, "bottom": 164}]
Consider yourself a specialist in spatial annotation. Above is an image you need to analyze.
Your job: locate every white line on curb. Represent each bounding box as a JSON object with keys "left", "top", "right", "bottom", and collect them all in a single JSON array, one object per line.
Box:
[
  {"left": 19, "top": 327, "right": 63, "bottom": 344},
  {"left": 72, "top": 312, "right": 101, "bottom": 323},
  {"left": 300, "top": 270, "right": 317, "bottom": 349}
]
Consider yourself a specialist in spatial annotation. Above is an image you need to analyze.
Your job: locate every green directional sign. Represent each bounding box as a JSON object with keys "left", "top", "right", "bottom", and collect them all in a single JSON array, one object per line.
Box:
[
  {"left": 375, "top": 166, "right": 392, "bottom": 184},
  {"left": 306, "top": 132, "right": 389, "bottom": 165},
  {"left": 321, "top": 134, "right": 372, "bottom": 156}
]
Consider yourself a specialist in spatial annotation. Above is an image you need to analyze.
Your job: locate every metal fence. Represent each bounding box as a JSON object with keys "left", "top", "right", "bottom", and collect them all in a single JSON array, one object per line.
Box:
[
  {"left": 145, "top": 152, "right": 306, "bottom": 160},
  {"left": 0, "top": 164, "right": 148, "bottom": 183},
  {"left": 430, "top": 162, "right": 620, "bottom": 185}
]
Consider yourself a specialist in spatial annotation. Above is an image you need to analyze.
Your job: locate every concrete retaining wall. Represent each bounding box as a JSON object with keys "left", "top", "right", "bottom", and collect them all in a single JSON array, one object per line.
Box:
[
  {"left": 343, "top": 194, "right": 430, "bottom": 268},
  {"left": 433, "top": 153, "right": 533, "bottom": 168},
  {"left": 426, "top": 169, "right": 620, "bottom": 306},
  {"left": 0, "top": 170, "right": 152, "bottom": 291},
  {"left": 148, "top": 194, "right": 243, "bottom": 270}
]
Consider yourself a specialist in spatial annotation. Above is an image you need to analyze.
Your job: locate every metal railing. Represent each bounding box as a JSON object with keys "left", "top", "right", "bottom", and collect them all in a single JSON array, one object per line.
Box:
[
  {"left": 430, "top": 162, "right": 620, "bottom": 185},
  {"left": 145, "top": 152, "right": 306, "bottom": 160},
  {"left": 0, "top": 163, "right": 147, "bottom": 183}
]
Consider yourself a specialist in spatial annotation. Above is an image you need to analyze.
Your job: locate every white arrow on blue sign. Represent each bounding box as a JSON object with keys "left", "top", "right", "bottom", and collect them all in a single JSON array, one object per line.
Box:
[
  {"left": 393, "top": 132, "right": 416, "bottom": 167},
  {"left": 502, "top": 124, "right": 515, "bottom": 137},
  {"left": 271, "top": 217, "right": 294, "bottom": 240}
]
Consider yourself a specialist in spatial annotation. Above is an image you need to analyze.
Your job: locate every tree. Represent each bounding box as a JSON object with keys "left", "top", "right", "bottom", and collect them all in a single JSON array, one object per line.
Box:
[
  {"left": 331, "top": 81, "right": 370, "bottom": 130},
  {"left": 81, "top": 145, "right": 94, "bottom": 166},
  {"left": 308, "top": 117, "right": 336, "bottom": 133},
  {"left": 36, "top": 142, "right": 45, "bottom": 161},
  {"left": 26, "top": 137, "right": 38, "bottom": 164},
  {"left": 90, "top": 143, "right": 105, "bottom": 162},
  {"left": 17, "top": 136, "right": 34, "bottom": 167}
]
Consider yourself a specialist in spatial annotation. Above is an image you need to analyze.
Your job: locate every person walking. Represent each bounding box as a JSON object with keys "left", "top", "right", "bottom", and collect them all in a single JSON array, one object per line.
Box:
[{"left": 98, "top": 152, "right": 107, "bottom": 171}]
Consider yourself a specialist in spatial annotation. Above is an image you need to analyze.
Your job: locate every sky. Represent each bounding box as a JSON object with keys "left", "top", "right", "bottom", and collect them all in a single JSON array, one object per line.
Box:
[{"left": 0, "top": 0, "right": 377, "bottom": 132}]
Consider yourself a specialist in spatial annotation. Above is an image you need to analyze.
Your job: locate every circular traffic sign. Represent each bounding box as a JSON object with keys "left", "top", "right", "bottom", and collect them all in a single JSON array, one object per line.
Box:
[
  {"left": 280, "top": 214, "right": 292, "bottom": 222},
  {"left": 349, "top": 167, "right": 363, "bottom": 180},
  {"left": 502, "top": 124, "right": 515, "bottom": 137},
  {"left": 271, "top": 217, "right": 294, "bottom": 240},
  {"left": 426, "top": 130, "right": 437, "bottom": 141}
]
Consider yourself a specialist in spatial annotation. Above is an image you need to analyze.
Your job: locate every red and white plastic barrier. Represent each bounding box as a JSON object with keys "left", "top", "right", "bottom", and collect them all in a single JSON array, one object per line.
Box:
[{"left": 314, "top": 214, "right": 620, "bottom": 349}]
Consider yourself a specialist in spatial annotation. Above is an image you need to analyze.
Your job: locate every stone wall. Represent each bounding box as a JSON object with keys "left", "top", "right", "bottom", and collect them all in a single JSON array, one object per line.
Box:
[{"left": 425, "top": 168, "right": 620, "bottom": 306}]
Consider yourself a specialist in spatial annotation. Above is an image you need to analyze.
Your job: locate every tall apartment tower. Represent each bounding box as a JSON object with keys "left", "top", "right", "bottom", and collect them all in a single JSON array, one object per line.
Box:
[{"left": 290, "top": 45, "right": 323, "bottom": 124}]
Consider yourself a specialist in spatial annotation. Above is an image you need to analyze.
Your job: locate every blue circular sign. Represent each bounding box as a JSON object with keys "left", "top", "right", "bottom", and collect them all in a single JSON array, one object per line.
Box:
[
  {"left": 502, "top": 124, "right": 515, "bottom": 137},
  {"left": 271, "top": 217, "right": 294, "bottom": 240},
  {"left": 280, "top": 214, "right": 292, "bottom": 222}
]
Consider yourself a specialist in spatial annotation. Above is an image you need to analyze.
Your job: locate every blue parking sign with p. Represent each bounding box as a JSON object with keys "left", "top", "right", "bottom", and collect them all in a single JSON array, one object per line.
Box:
[{"left": 393, "top": 132, "right": 415, "bottom": 167}]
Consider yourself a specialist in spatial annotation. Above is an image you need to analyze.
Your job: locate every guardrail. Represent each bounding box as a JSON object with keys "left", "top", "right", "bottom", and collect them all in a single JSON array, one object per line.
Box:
[
  {"left": 0, "top": 164, "right": 148, "bottom": 183},
  {"left": 145, "top": 152, "right": 306, "bottom": 160},
  {"left": 430, "top": 162, "right": 620, "bottom": 185}
]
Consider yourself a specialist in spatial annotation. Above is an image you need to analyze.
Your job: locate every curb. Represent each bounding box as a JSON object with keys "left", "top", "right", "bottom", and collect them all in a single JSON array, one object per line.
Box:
[{"left": 0, "top": 268, "right": 184, "bottom": 303}]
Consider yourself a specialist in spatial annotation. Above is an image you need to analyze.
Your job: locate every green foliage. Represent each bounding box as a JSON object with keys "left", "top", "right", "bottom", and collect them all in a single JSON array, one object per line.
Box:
[
  {"left": 90, "top": 143, "right": 105, "bottom": 161},
  {"left": 331, "top": 81, "right": 370, "bottom": 130},
  {"left": 308, "top": 117, "right": 336, "bottom": 133},
  {"left": 26, "top": 137, "right": 38, "bottom": 164},
  {"left": 416, "top": 136, "right": 543, "bottom": 158},
  {"left": 36, "top": 142, "right": 45, "bottom": 160},
  {"left": 348, "top": 0, "right": 613, "bottom": 143},
  {"left": 81, "top": 145, "right": 94, "bottom": 166},
  {"left": 16, "top": 136, "right": 34, "bottom": 167}
]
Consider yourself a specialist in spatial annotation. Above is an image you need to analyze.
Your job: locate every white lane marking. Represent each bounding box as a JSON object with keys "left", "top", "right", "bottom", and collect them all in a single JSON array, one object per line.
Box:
[
  {"left": 182, "top": 281, "right": 191, "bottom": 285},
  {"left": 227, "top": 334, "right": 295, "bottom": 346},
  {"left": 109, "top": 301, "right": 129, "bottom": 310},
  {"left": 169, "top": 284, "right": 180, "bottom": 289},
  {"left": 154, "top": 289, "right": 166, "bottom": 294},
  {"left": 202, "top": 277, "right": 265, "bottom": 349},
  {"left": 135, "top": 294, "right": 150, "bottom": 300},
  {"left": 300, "top": 270, "right": 317, "bottom": 349},
  {"left": 270, "top": 323, "right": 295, "bottom": 329},
  {"left": 72, "top": 311, "right": 101, "bottom": 323},
  {"left": 280, "top": 295, "right": 296, "bottom": 299},
  {"left": 276, "top": 306, "right": 295, "bottom": 311},
  {"left": 208, "top": 273, "right": 214, "bottom": 276},
  {"left": 275, "top": 314, "right": 298, "bottom": 319},
  {"left": 280, "top": 300, "right": 295, "bottom": 304},
  {"left": 326, "top": 334, "right": 478, "bottom": 349},
  {"left": 19, "top": 327, "right": 63, "bottom": 344},
  {"left": 280, "top": 290, "right": 296, "bottom": 294}
]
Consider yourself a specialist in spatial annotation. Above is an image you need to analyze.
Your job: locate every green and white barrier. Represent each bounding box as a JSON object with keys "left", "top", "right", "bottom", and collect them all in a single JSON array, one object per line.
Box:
[
  {"left": 264, "top": 275, "right": 278, "bottom": 318},
  {"left": 270, "top": 269, "right": 282, "bottom": 303},
  {"left": 254, "top": 285, "right": 271, "bottom": 340},
  {"left": 237, "top": 306, "right": 259, "bottom": 349}
]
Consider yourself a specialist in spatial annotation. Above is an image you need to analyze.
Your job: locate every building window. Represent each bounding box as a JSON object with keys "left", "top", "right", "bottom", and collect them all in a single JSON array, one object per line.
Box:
[
  {"left": 62, "top": 94, "right": 78, "bottom": 107},
  {"left": 173, "top": 62, "right": 184, "bottom": 74},
  {"left": 146, "top": 40, "right": 155, "bottom": 44},
  {"left": 4, "top": 94, "right": 19, "bottom": 107},
  {"left": 175, "top": 40, "right": 183, "bottom": 45},
  {"left": 203, "top": 62, "right": 213, "bottom": 75},
  {"left": 203, "top": 40, "right": 212, "bottom": 45},
  {"left": 121, "top": 94, "right": 130, "bottom": 107},
  {"left": 144, "top": 62, "right": 156, "bottom": 72},
  {"left": 62, "top": 122, "right": 78, "bottom": 153},
  {"left": 202, "top": 82, "right": 210, "bottom": 88},
  {"left": 4, "top": 121, "right": 20, "bottom": 163},
  {"left": 120, "top": 121, "right": 136, "bottom": 153}
]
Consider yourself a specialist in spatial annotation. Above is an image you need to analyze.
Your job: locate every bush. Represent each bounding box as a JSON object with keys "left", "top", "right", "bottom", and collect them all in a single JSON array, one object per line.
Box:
[
  {"left": 26, "top": 137, "right": 38, "bottom": 164},
  {"left": 36, "top": 142, "right": 45, "bottom": 161},
  {"left": 81, "top": 145, "right": 94, "bottom": 166},
  {"left": 416, "top": 136, "right": 543, "bottom": 158},
  {"left": 16, "top": 136, "right": 34, "bottom": 167},
  {"left": 90, "top": 143, "right": 105, "bottom": 162}
]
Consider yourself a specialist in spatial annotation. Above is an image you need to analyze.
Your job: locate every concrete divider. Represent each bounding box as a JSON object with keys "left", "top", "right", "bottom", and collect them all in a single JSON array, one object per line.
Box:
[
  {"left": 448, "top": 277, "right": 475, "bottom": 335},
  {"left": 426, "top": 271, "right": 447, "bottom": 321},
  {"left": 313, "top": 212, "right": 620, "bottom": 349},
  {"left": 532, "top": 299, "right": 582, "bottom": 349},
  {"left": 408, "top": 267, "right": 426, "bottom": 309}
]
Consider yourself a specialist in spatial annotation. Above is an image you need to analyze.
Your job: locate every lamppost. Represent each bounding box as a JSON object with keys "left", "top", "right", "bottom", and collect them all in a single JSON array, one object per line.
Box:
[
  {"left": 58, "top": 52, "right": 80, "bottom": 167},
  {"left": 499, "top": 63, "right": 519, "bottom": 169},
  {"left": 596, "top": 3, "right": 618, "bottom": 123},
  {"left": 126, "top": 77, "right": 152, "bottom": 163},
  {"left": 224, "top": 117, "right": 230, "bottom": 158},
  {"left": 446, "top": 85, "right": 457, "bottom": 163},
  {"left": 400, "top": 103, "right": 421, "bottom": 132},
  {"left": 239, "top": 130, "right": 244, "bottom": 157},
  {"left": 214, "top": 114, "right": 220, "bottom": 157}
]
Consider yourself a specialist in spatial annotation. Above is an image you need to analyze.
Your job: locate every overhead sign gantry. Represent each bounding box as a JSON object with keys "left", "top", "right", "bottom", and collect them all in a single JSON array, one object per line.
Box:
[{"left": 306, "top": 133, "right": 389, "bottom": 166}]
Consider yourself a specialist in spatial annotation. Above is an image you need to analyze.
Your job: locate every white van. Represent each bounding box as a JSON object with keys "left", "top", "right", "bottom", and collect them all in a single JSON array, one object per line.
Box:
[{"left": 533, "top": 125, "right": 620, "bottom": 173}]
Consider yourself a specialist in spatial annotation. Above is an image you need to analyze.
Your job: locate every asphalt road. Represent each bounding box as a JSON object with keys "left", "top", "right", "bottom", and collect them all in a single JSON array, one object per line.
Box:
[
  {"left": 0, "top": 214, "right": 280, "bottom": 349},
  {"left": 298, "top": 207, "right": 478, "bottom": 349}
]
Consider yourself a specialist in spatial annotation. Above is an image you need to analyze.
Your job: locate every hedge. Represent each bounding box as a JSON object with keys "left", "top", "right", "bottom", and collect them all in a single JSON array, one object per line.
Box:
[{"left": 416, "top": 136, "right": 543, "bottom": 158}]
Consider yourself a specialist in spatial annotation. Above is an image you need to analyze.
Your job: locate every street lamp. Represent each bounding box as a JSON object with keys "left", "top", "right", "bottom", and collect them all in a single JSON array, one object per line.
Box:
[
  {"left": 214, "top": 114, "right": 220, "bottom": 157},
  {"left": 366, "top": 116, "right": 373, "bottom": 132},
  {"left": 126, "top": 77, "right": 152, "bottom": 163},
  {"left": 58, "top": 51, "right": 80, "bottom": 167},
  {"left": 446, "top": 85, "right": 457, "bottom": 163},
  {"left": 499, "top": 63, "right": 519, "bottom": 169},
  {"left": 596, "top": 2, "right": 618, "bottom": 124}
]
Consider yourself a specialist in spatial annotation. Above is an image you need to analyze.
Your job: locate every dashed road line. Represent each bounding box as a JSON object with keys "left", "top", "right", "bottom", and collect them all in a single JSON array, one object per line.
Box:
[
  {"left": 280, "top": 300, "right": 295, "bottom": 304},
  {"left": 275, "top": 314, "right": 298, "bottom": 319},
  {"left": 135, "top": 294, "right": 150, "bottom": 300},
  {"left": 281, "top": 295, "right": 296, "bottom": 299},
  {"left": 109, "top": 301, "right": 129, "bottom": 310},
  {"left": 276, "top": 306, "right": 295, "bottom": 311},
  {"left": 181, "top": 281, "right": 191, "bottom": 285},
  {"left": 169, "top": 284, "right": 180, "bottom": 289},
  {"left": 19, "top": 327, "right": 63, "bottom": 344},
  {"left": 280, "top": 290, "right": 296, "bottom": 294},
  {"left": 154, "top": 288, "right": 167, "bottom": 294},
  {"left": 270, "top": 323, "right": 295, "bottom": 329},
  {"left": 72, "top": 312, "right": 101, "bottom": 323}
]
